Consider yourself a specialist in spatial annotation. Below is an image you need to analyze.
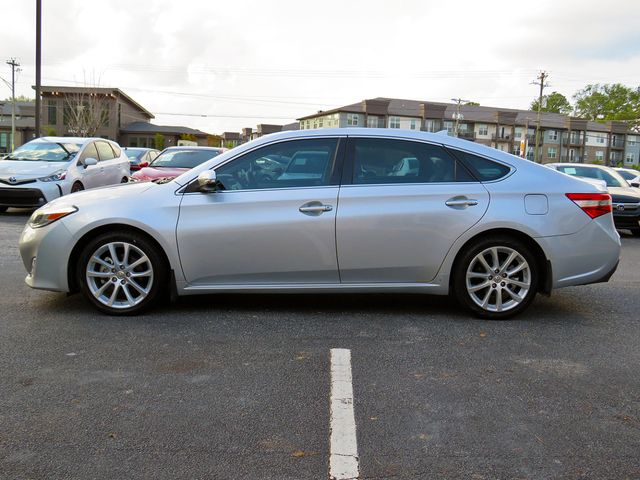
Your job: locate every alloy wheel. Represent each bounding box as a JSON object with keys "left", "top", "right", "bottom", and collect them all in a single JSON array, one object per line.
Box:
[
  {"left": 85, "top": 241, "right": 154, "bottom": 309},
  {"left": 465, "top": 246, "right": 531, "bottom": 313}
]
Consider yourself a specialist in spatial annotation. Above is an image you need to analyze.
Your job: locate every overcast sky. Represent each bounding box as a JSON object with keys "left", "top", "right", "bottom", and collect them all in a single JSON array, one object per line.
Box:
[{"left": 2, "top": 0, "right": 640, "bottom": 133}]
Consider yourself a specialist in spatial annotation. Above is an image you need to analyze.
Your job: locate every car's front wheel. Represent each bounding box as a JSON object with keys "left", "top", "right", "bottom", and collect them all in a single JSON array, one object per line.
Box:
[
  {"left": 77, "top": 231, "right": 167, "bottom": 315},
  {"left": 453, "top": 236, "right": 538, "bottom": 319}
]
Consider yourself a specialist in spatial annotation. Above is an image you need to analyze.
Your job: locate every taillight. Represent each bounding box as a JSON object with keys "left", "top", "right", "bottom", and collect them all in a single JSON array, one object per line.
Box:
[{"left": 566, "top": 193, "right": 612, "bottom": 219}]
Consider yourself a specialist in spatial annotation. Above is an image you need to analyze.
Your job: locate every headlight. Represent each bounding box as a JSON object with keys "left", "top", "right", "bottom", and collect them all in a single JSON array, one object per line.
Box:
[
  {"left": 39, "top": 170, "right": 67, "bottom": 182},
  {"left": 28, "top": 205, "right": 78, "bottom": 229}
]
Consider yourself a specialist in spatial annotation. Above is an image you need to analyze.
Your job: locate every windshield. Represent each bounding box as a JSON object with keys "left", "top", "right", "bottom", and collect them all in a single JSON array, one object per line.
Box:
[
  {"left": 557, "top": 165, "right": 629, "bottom": 188},
  {"left": 617, "top": 170, "right": 638, "bottom": 181},
  {"left": 151, "top": 149, "right": 221, "bottom": 169},
  {"left": 5, "top": 142, "right": 81, "bottom": 162}
]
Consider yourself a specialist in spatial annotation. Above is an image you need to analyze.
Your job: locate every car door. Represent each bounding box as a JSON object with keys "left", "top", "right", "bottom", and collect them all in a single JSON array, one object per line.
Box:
[
  {"left": 336, "top": 137, "right": 490, "bottom": 283},
  {"left": 177, "top": 137, "right": 344, "bottom": 286},
  {"left": 76, "top": 141, "right": 102, "bottom": 189},
  {"left": 95, "top": 140, "right": 119, "bottom": 185}
]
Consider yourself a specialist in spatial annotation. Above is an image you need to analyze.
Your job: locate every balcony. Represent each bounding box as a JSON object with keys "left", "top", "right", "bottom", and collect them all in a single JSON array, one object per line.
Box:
[
  {"left": 491, "top": 134, "right": 511, "bottom": 141},
  {"left": 562, "top": 137, "right": 583, "bottom": 146},
  {"left": 457, "top": 131, "right": 475, "bottom": 140}
]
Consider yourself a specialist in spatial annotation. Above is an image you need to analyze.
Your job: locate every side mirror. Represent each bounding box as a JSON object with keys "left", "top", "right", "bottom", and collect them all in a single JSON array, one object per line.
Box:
[
  {"left": 84, "top": 157, "right": 98, "bottom": 168},
  {"left": 631, "top": 181, "right": 640, "bottom": 188},
  {"left": 139, "top": 161, "right": 149, "bottom": 168},
  {"left": 197, "top": 170, "right": 218, "bottom": 193}
]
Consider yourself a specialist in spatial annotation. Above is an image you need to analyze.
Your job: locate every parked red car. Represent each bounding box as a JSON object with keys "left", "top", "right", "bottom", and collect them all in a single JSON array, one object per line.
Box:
[{"left": 131, "top": 146, "right": 225, "bottom": 182}]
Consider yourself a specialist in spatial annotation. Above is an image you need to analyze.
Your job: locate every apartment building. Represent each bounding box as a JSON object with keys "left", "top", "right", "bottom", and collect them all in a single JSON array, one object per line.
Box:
[{"left": 298, "top": 98, "right": 639, "bottom": 167}]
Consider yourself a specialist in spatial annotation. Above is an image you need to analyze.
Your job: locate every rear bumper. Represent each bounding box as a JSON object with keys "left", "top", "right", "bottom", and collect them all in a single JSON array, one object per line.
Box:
[{"left": 537, "top": 215, "right": 621, "bottom": 289}]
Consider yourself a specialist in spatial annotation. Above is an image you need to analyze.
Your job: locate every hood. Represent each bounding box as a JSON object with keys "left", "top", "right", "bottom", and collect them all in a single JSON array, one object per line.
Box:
[
  {"left": 0, "top": 160, "right": 69, "bottom": 180},
  {"left": 132, "top": 166, "right": 189, "bottom": 181},
  {"left": 45, "top": 181, "right": 156, "bottom": 210},
  {"left": 609, "top": 186, "right": 640, "bottom": 204}
]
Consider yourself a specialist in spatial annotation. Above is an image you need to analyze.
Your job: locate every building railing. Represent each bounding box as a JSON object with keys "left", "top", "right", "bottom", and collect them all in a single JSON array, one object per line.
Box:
[
  {"left": 457, "top": 131, "right": 475, "bottom": 140},
  {"left": 561, "top": 137, "right": 583, "bottom": 146},
  {"left": 491, "top": 134, "right": 511, "bottom": 141}
]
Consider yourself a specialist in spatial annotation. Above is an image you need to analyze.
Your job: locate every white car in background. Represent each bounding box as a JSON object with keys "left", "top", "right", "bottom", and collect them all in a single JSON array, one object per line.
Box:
[
  {"left": 614, "top": 168, "right": 640, "bottom": 188},
  {"left": 0, "top": 137, "right": 130, "bottom": 212}
]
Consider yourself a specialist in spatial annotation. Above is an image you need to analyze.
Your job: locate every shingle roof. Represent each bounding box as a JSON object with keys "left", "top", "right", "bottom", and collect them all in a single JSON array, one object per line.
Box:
[
  {"left": 120, "top": 121, "right": 210, "bottom": 136},
  {"left": 298, "top": 97, "right": 621, "bottom": 132}
]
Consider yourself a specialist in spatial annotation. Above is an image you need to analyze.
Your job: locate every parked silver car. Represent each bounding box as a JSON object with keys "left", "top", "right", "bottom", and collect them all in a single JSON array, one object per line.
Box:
[
  {"left": 0, "top": 137, "right": 130, "bottom": 211},
  {"left": 19, "top": 129, "right": 621, "bottom": 319}
]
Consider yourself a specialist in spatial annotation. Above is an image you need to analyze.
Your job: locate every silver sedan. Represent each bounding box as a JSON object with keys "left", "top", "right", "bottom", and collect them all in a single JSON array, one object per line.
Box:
[{"left": 19, "top": 129, "right": 621, "bottom": 319}]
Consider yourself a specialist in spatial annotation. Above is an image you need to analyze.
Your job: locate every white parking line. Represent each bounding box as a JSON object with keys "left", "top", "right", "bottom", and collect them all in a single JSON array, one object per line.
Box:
[{"left": 329, "top": 348, "right": 359, "bottom": 480}]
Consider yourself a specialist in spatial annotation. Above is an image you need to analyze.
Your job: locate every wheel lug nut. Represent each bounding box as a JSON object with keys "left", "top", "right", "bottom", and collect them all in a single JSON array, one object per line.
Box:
[
  {"left": 111, "top": 268, "right": 116, "bottom": 273},
  {"left": 494, "top": 269, "right": 499, "bottom": 274},
  {"left": 126, "top": 272, "right": 131, "bottom": 277},
  {"left": 491, "top": 283, "right": 497, "bottom": 288},
  {"left": 502, "top": 273, "right": 507, "bottom": 277},
  {"left": 112, "top": 277, "right": 117, "bottom": 282},
  {"left": 121, "top": 280, "right": 126, "bottom": 285},
  {"left": 501, "top": 282, "right": 505, "bottom": 287}
]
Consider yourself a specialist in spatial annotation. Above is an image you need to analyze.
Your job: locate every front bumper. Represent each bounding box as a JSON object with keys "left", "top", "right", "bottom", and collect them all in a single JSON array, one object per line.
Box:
[
  {"left": 19, "top": 220, "right": 75, "bottom": 292},
  {"left": 0, "top": 181, "right": 65, "bottom": 208}
]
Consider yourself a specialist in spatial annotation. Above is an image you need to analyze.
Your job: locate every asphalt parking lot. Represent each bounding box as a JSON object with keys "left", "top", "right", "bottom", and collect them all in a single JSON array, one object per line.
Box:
[{"left": 1, "top": 209, "right": 639, "bottom": 480}]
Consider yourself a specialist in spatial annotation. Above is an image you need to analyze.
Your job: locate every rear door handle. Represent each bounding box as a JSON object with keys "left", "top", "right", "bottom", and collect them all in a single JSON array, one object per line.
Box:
[{"left": 445, "top": 197, "right": 478, "bottom": 208}]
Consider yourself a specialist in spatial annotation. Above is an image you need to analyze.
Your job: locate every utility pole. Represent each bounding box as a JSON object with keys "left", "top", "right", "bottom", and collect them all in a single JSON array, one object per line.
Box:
[
  {"left": 451, "top": 98, "right": 470, "bottom": 137},
  {"left": 531, "top": 71, "right": 549, "bottom": 163},
  {"left": 35, "top": 0, "right": 42, "bottom": 138},
  {"left": 6, "top": 58, "right": 20, "bottom": 152}
]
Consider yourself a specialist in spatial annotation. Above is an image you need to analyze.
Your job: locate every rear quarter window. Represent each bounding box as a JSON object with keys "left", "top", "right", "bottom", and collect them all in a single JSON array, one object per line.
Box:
[{"left": 448, "top": 149, "right": 511, "bottom": 181}]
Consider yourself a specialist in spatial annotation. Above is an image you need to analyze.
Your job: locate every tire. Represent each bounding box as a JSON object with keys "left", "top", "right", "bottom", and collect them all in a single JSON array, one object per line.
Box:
[
  {"left": 71, "top": 182, "right": 84, "bottom": 193},
  {"left": 121, "top": 177, "right": 129, "bottom": 183},
  {"left": 631, "top": 228, "right": 640, "bottom": 237},
  {"left": 453, "top": 235, "right": 538, "bottom": 320},
  {"left": 77, "top": 231, "right": 167, "bottom": 315},
  {"left": 0, "top": 207, "right": 7, "bottom": 213}
]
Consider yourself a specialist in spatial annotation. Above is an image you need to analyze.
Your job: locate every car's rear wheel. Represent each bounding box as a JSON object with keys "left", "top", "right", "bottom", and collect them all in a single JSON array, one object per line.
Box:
[
  {"left": 71, "top": 182, "right": 84, "bottom": 193},
  {"left": 453, "top": 236, "right": 538, "bottom": 319},
  {"left": 77, "top": 232, "right": 167, "bottom": 315},
  {"left": 121, "top": 177, "right": 128, "bottom": 183}
]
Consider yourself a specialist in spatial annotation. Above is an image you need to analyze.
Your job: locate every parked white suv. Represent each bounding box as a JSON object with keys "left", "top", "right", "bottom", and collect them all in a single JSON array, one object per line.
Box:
[{"left": 0, "top": 137, "right": 131, "bottom": 212}]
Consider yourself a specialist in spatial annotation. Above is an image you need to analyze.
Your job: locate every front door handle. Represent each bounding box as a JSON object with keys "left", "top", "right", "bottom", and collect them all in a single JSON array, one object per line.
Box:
[
  {"left": 299, "top": 205, "right": 333, "bottom": 213},
  {"left": 445, "top": 197, "right": 478, "bottom": 208},
  {"left": 299, "top": 202, "right": 333, "bottom": 215}
]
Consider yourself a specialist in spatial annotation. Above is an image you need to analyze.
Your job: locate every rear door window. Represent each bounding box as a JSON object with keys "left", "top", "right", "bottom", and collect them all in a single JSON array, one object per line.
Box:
[
  {"left": 348, "top": 138, "right": 475, "bottom": 184},
  {"left": 78, "top": 142, "right": 99, "bottom": 164}
]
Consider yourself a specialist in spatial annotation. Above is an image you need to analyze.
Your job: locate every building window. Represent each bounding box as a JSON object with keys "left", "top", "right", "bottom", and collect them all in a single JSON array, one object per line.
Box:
[
  {"left": 389, "top": 116, "right": 400, "bottom": 129},
  {"left": 347, "top": 114, "right": 359, "bottom": 126},
  {"left": 318, "top": 117, "right": 323, "bottom": 128},
  {"left": 626, "top": 153, "right": 635, "bottom": 163},
  {"left": 596, "top": 136, "right": 605, "bottom": 144},
  {"left": 410, "top": 119, "right": 417, "bottom": 130},
  {"left": 477, "top": 124, "right": 488, "bottom": 136},
  {"left": 514, "top": 130, "right": 522, "bottom": 139},
  {"left": 0, "top": 132, "right": 7, "bottom": 150},
  {"left": 424, "top": 120, "right": 437, "bottom": 132},
  {"left": 628, "top": 136, "right": 637, "bottom": 147},
  {"left": 444, "top": 121, "right": 454, "bottom": 134},
  {"left": 548, "top": 147, "right": 557, "bottom": 159},
  {"left": 595, "top": 151, "right": 604, "bottom": 162},
  {"left": 47, "top": 100, "right": 57, "bottom": 125},
  {"left": 367, "top": 115, "right": 378, "bottom": 128},
  {"left": 548, "top": 130, "right": 557, "bottom": 140}
]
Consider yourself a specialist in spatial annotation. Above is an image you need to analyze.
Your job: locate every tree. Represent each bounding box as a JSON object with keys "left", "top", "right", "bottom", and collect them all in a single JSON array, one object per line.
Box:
[
  {"left": 63, "top": 90, "right": 110, "bottom": 137},
  {"left": 465, "top": 101, "right": 480, "bottom": 106},
  {"left": 530, "top": 91, "right": 572, "bottom": 115},
  {"left": 207, "top": 134, "right": 223, "bottom": 147},
  {"left": 573, "top": 83, "right": 640, "bottom": 130},
  {"left": 3, "top": 95, "right": 33, "bottom": 102},
  {"left": 154, "top": 133, "right": 165, "bottom": 150}
]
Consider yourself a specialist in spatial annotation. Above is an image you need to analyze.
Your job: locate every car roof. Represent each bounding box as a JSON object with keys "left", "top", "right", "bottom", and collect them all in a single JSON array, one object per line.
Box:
[
  {"left": 163, "top": 146, "right": 222, "bottom": 151},
  {"left": 35, "top": 136, "right": 116, "bottom": 145}
]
